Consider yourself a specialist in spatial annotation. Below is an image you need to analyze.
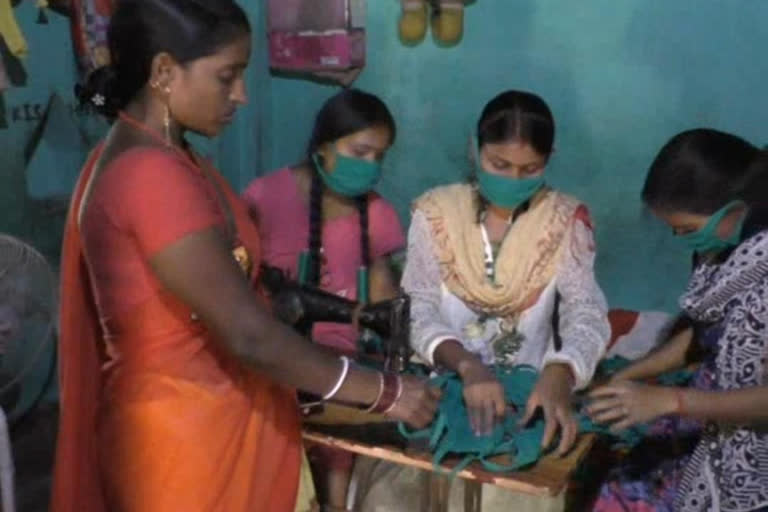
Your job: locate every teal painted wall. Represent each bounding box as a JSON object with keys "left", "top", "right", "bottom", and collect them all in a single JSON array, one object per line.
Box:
[
  {"left": 1, "top": 2, "right": 83, "bottom": 263},
  {"left": 257, "top": 0, "right": 768, "bottom": 313},
  {"left": 1, "top": 1, "right": 767, "bottom": 403}
]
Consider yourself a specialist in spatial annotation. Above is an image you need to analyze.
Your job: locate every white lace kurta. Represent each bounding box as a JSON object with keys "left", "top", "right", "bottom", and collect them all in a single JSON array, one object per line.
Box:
[{"left": 402, "top": 210, "right": 610, "bottom": 389}]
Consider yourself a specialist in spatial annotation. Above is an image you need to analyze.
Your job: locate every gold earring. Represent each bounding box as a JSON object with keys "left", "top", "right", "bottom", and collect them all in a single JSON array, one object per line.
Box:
[
  {"left": 163, "top": 105, "right": 171, "bottom": 146},
  {"left": 163, "top": 86, "right": 172, "bottom": 146}
]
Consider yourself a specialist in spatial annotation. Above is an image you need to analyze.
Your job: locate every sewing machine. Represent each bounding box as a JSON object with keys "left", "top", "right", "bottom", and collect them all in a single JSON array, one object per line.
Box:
[
  {"left": 260, "top": 266, "right": 596, "bottom": 510},
  {"left": 260, "top": 264, "right": 412, "bottom": 374}
]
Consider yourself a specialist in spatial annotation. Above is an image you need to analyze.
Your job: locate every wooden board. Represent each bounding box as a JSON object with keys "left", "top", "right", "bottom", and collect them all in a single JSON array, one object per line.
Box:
[
  {"left": 302, "top": 428, "right": 595, "bottom": 497},
  {"left": 304, "top": 402, "right": 387, "bottom": 425}
]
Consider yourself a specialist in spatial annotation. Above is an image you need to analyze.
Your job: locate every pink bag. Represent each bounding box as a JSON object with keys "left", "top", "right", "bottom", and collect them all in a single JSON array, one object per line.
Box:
[{"left": 267, "top": 0, "right": 366, "bottom": 72}]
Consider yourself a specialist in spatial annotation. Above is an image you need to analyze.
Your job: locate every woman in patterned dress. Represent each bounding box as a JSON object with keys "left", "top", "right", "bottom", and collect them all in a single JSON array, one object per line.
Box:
[{"left": 589, "top": 129, "right": 768, "bottom": 512}]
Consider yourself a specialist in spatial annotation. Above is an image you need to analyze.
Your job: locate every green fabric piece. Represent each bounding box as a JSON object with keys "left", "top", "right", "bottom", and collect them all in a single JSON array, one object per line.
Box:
[
  {"left": 297, "top": 250, "right": 311, "bottom": 286},
  {"left": 356, "top": 266, "right": 370, "bottom": 304},
  {"left": 398, "top": 364, "right": 652, "bottom": 476}
]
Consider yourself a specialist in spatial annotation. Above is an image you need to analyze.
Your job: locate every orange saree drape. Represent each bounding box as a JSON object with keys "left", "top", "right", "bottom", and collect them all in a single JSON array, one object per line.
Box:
[{"left": 52, "top": 146, "right": 302, "bottom": 511}]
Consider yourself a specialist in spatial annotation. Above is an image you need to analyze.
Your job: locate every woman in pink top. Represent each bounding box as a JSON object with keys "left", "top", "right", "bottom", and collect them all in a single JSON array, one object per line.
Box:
[{"left": 242, "top": 89, "right": 405, "bottom": 512}]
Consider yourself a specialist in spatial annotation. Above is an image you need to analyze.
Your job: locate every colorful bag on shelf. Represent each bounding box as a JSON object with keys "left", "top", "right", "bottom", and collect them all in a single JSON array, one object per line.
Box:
[{"left": 267, "top": 0, "right": 366, "bottom": 73}]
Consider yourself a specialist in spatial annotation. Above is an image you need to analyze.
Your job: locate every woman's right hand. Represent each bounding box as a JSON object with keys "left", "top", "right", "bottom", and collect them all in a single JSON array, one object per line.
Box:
[
  {"left": 385, "top": 375, "right": 442, "bottom": 429},
  {"left": 458, "top": 358, "right": 507, "bottom": 436}
]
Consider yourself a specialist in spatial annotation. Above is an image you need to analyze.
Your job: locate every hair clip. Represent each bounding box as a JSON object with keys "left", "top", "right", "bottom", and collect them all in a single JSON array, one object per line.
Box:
[{"left": 91, "top": 94, "right": 106, "bottom": 107}]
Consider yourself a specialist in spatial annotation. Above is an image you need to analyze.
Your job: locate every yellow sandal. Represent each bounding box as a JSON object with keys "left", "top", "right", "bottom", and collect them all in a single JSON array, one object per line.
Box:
[
  {"left": 431, "top": 0, "right": 464, "bottom": 47},
  {"left": 399, "top": 0, "right": 428, "bottom": 46}
]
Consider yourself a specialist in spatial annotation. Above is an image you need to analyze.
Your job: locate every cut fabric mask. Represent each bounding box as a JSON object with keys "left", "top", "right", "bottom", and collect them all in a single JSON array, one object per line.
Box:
[
  {"left": 399, "top": 360, "right": 693, "bottom": 476},
  {"left": 678, "top": 200, "right": 747, "bottom": 253}
]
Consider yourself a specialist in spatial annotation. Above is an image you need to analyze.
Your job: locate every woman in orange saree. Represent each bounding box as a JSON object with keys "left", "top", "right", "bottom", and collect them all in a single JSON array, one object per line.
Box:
[{"left": 51, "top": 2, "right": 439, "bottom": 511}]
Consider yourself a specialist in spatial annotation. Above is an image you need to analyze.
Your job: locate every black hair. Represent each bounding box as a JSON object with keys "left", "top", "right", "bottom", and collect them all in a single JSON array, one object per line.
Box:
[
  {"left": 75, "top": 0, "right": 250, "bottom": 119},
  {"left": 305, "top": 89, "right": 395, "bottom": 288},
  {"left": 477, "top": 90, "right": 555, "bottom": 154},
  {"left": 642, "top": 129, "right": 768, "bottom": 215},
  {"left": 473, "top": 90, "right": 555, "bottom": 222}
]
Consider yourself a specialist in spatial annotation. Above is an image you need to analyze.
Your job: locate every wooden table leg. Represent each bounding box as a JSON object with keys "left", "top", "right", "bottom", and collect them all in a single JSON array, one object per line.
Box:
[
  {"left": 419, "top": 470, "right": 430, "bottom": 512},
  {"left": 463, "top": 480, "right": 482, "bottom": 512},
  {"left": 421, "top": 472, "right": 452, "bottom": 512},
  {"left": 420, "top": 474, "right": 482, "bottom": 512}
]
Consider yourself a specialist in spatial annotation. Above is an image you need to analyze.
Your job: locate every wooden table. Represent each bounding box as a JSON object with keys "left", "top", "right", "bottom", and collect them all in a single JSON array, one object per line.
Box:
[{"left": 304, "top": 404, "right": 596, "bottom": 503}]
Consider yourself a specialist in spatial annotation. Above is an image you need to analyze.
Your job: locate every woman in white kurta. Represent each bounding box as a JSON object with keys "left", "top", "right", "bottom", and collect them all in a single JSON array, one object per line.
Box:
[
  {"left": 354, "top": 90, "right": 610, "bottom": 512},
  {"left": 404, "top": 89, "right": 609, "bottom": 449}
]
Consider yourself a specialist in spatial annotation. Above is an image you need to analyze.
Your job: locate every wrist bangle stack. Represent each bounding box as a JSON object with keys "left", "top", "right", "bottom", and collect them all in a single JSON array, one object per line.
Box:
[
  {"left": 323, "top": 356, "right": 350, "bottom": 401},
  {"left": 365, "top": 372, "right": 402, "bottom": 414}
]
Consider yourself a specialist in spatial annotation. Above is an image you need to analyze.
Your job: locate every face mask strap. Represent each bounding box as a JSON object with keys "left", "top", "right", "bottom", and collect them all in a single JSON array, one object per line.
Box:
[{"left": 680, "top": 200, "right": 747, "bottom": 252}]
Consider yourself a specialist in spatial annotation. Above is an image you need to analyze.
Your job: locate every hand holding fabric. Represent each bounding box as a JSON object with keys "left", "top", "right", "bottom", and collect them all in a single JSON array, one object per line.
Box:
[
  {"left": 457, "top": 358, "right": 507, "bottom": 437},
  {"left": 386, "top": 375, "right": 442, "bottom": 429},
  {"left": 587, "top": 381, "right": 678, "bottom": 432},
  {"left": 520, "top": 363, "right": 578, "bottom": 456}
]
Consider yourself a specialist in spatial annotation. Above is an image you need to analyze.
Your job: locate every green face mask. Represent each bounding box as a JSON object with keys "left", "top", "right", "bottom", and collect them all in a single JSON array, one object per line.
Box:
[
  {"left": 678, "top": 200, "right": 747, "bottom": 253},
  {"left": 476, "top": 170, "right": 545, "bottom": 210},
  {"left": 312, "top": 148, "right": 382, "bottom": 198},
  {"left": 474, "top": 138, "right": 545, "bottom": 209}
]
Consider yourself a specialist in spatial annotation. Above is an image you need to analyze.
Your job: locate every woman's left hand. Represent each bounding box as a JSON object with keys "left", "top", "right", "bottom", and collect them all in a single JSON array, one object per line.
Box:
[
  {"left": 587, "top": 381, "right": 678, "bottom": 432},
  {"left": 520, "top": 363, "right": 578, "bottom": 457}
]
